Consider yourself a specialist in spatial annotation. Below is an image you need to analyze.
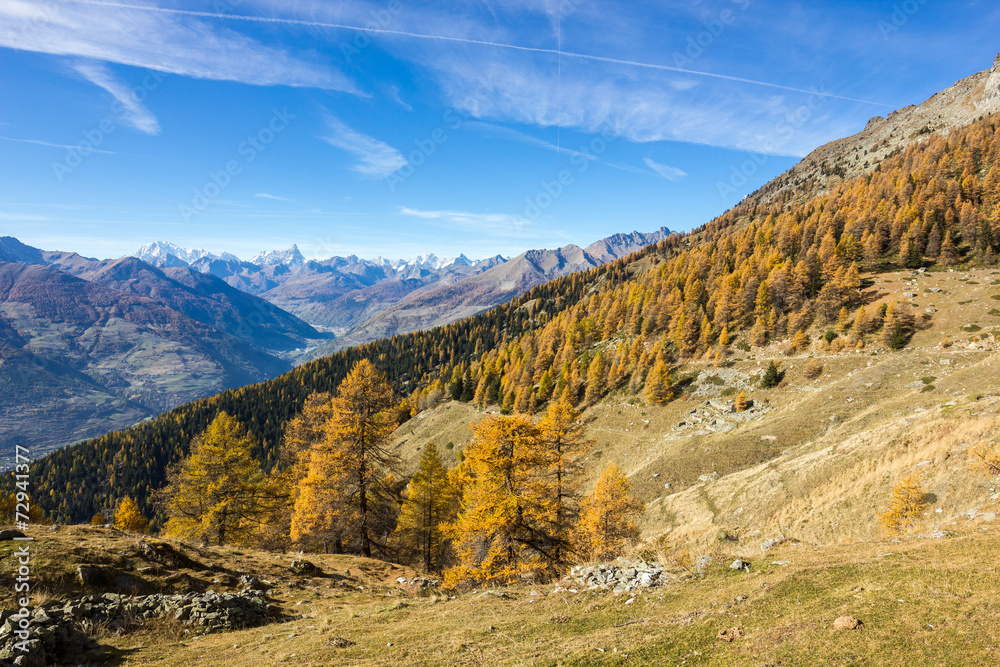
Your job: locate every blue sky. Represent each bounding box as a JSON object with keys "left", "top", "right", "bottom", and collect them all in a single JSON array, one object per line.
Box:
[{"left": 1, "top": 0, "right": 998, "bottom": 261}]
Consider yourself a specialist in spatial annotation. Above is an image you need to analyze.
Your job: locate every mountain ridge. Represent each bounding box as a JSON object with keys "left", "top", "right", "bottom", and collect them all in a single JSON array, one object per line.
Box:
[
  {"left": 0, "top": 243, "right": 329, "bottom": 455},
  {"left": 752, "top": 53, "right": 1000, "bottom": 205}
]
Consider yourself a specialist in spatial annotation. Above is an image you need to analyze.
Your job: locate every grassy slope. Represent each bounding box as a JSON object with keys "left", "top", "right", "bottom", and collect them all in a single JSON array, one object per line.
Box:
[
  {"left": 390, "top": 268, "right": 1000, "bottom": 549},
  {"left": 7, "top": 267, "right": 1000, "bottom": 665},
  {"left": 8, "top": 522, "right": 1000, "bottom": 666}
]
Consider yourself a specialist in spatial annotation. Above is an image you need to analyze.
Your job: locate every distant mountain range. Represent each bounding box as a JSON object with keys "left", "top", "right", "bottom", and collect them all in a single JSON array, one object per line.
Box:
[
  {"left": 130, "top": 228, "right": 672, "bottom": 348},
  {"left": 0, "top": 227, "right": 670, "bottom": 453},
  {"left": 0, "top": 236, "right": 328, "bottom": 455}
]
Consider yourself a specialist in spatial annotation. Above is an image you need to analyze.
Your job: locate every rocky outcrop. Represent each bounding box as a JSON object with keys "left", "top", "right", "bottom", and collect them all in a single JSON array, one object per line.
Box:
[
  {"left": 0, "top": 589, "right": 287, "bottom": 667},
  {"left": 751, "top": 54, "right": 1000, "bottom": 205}
]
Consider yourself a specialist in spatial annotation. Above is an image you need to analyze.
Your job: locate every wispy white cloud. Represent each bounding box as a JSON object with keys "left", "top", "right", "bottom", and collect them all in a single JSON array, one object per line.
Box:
[
  {"left": 386, "top": 85, "right": 412, "bottom": 111},
  {"left": 0, "top": 211, "right": 58, "bottom": 221},
  {"left": 465, "top": 121, "right": 595, "bottom": 161},
  {"left": 254, "top": 193, "right": 299, "bottom": 203},
  {"left": 398, "top": 206, "right": 530, "bottom": 233},
  {"left": 427, "top": 53, "right": 858, "bottom": 157},
  {"left": 0, "top": 0, "right": 354, "bottom": 91},
  {"left": 74, "top": 61, "right": 159, "bottom": 134},
  {"left": 643, "top": 158, "right": 686, "bottom": 181},
  {"left": 321, "top": 116, "right": 407, "bottom": 178},
  {"left": 0, "top": 136, "right": 115, "bottom": 154}
]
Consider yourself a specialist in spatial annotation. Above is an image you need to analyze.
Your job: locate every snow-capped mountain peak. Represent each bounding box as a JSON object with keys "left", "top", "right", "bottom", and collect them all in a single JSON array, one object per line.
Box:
[
  {"left": 133, "top": 242, "right": 221, "bottom": 267},
  {"left": 250, "top": 244, "right": 305, "bottom": 268}
]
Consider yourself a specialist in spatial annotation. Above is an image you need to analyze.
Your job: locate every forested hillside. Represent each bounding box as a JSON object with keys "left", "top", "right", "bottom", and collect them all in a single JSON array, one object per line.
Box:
[
  {"left": 15, "top": 114, "right": 1000, "bottom": 526},
  {"left": 15, "top": 256, "right": 638, "bottom": 524}
]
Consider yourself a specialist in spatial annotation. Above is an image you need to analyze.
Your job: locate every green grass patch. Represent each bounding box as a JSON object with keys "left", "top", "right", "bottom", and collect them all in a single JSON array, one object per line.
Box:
[
  {"left": 921, "top": 376, "right": 936, "bottom": 384},
  {"left": 702, "top": 374, "right": 726, "bottom": 386},
  {"left": 921, "top": 384, "right": 936, "bottom": 392},
  {"left": 720, "top": 387, "right": 737, "bottom": 397},
  {"left": 962, "top": 324, "right": 982, "bottom": 332}
]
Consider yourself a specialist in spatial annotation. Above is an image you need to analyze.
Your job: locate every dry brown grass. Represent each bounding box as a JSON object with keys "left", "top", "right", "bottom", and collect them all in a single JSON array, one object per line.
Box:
[{"left": 91, "top": 521, "right": 1000, "bottom": 666}]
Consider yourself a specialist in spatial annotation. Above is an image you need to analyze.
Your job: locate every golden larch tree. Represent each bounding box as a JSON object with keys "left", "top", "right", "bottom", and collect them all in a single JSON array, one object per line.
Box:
[
  {"left": 970, "top": 440, "right": 1000, "bottom": 477},
  {"left": 391, "top": 442, "right": 458, "bottom": 573},
  {"left": 878, "top": 474, "right": 929, "bottom": 535},
  {"left": 160, "top": 412, "right": 280, "bottom": 546},
  {"left": 265, "top": 392, "right": 335, "bottom": 550},
  {"left": 114, "top": 497, "right": 149, "bottom": 534},
  {"left": 644, "top": 357, "right": 674, "bottom": 405},
  {"left": 576, "top": 463, "right": 643, "bottom": 561},
  {"left": 445, "top": 415, "right": 553, "bottom": 587},
  {"left": 537, "top": 396, "right": 589, "bottom": 571},
  {"left": 291, "top": 359, "right": 399, "bottom": 557},
  {"left": 583, "top": 352, "right": 606, "bottom": 406}
]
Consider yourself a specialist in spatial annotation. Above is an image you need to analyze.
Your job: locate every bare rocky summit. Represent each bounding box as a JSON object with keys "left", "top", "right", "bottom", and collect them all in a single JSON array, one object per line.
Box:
[{"left": 753, "top": 53, "right": 1000, "bottom": 205}]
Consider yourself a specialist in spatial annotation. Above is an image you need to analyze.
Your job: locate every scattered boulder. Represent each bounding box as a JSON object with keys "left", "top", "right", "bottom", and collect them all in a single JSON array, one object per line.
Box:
[
  {"left": 239, "top": 574, "right": 268, "bottom": 591},
  {"left": 696, "top": 555, "right": 712, "bottom": 575},
  {"left": 760, "top": 536, "right": 786, "bottom": 554},
  {"left": 729, "top": 560, "right": 751, "bottom": 573},
  {"left": 0, "top": 589, "right": 287, "bottom": 666},
  {"left": 289, "top": 560, "right": 317, "bottom": 576},
  {"left": 395, "top": 576, "right": 439, "bottom": 588},
  {"left": 76, "top": 566, "right": 115, "bottom": 587},
  {"left": 327, "top": 637, "right": 356, "bottom": 648},
  {"left": 833, "top": 616, "right": 863, "bottom": 630}
]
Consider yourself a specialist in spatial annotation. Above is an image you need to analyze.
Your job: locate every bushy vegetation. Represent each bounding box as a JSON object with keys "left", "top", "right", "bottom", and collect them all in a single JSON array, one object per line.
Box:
[{"left": 878, "top": 474, "right": 929, "bottom": 535}]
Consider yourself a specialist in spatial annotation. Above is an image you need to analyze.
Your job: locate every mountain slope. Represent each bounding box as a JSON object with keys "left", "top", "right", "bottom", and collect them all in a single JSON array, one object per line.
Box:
[
  {"left": 45, "top": 254, "right": 321, "bottom": 352},
  {"left": 15, "top": 62, "right": 1000, "bottom": 531},
  {"left": 755, "top": 53, "right": 1000, "bottom": 205},
  {"left": 0, "top": 245, "right": 329, "bottom": 455}
]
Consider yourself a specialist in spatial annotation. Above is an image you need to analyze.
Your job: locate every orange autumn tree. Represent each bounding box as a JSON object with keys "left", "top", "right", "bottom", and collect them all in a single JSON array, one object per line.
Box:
[
  {"left": 160, "top": 412, "right": 280, "bottom": 546},
  {"left": 445, "top": 415, "right": 554, "bottom": 587},
  {"left": 391, "top": 442, "right": 459, "bottom": 573},
  {"left": 878, "top": 474, "right": 929, "bottom": 535},
  {"left": 644, "top": 354, "right": 674, "bottom": 405},
  {"left": 537, "top": 394, "right": 589, "bottom": 570},
  {"left": 576, "top": 463, "right": 644, "bottom": 561},
  {"left": 291, "top": 360, "right": 400, "bottom": 557},
  {"left": 114, "top": 497, "right": 149, "bottom": 534}
]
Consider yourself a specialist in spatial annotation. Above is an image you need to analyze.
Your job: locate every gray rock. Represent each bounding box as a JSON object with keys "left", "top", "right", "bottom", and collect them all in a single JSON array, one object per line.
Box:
[
  {"left": 760, "top": 536, "right": 786, "bottom": 554},
  {"left": 729, "top": 559, "right": 751, "bottom": 573},
  {"left": 696, "top": 555, "right": 712, "bottom": 575},
  {"left": 77, "top": 565, "right": 116, "bottom": 587},
  {"left": 240, "top": 574, "right": 267, "bottom": 591},
  {"left": 289, "top": 560, "right": 317, "bottom": 575}
]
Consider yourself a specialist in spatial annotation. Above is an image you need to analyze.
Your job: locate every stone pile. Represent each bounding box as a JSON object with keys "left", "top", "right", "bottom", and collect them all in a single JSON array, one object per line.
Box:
[
  {"left": 557, "top": 560, "right": 667, "bottom": 594},
  {"left": 0, "top": 589, "right": 286, "bottom": 667},
  {"left": 669, "top": 399, "right": 772, "bottom": 439},
  {"left": 395, "top": 576, "right": 440, "bottom": 588}
]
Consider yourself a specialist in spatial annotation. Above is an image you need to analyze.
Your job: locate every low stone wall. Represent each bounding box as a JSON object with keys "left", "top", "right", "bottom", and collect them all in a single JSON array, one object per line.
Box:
[{"left": 0, "top": 589, "right": 285, "bottom": 667}]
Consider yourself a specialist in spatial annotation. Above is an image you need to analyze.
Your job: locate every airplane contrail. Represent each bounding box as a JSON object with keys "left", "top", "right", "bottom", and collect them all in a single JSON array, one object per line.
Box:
[{"left": 62, "top": 0, "right": 887, "bottom": 106}]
